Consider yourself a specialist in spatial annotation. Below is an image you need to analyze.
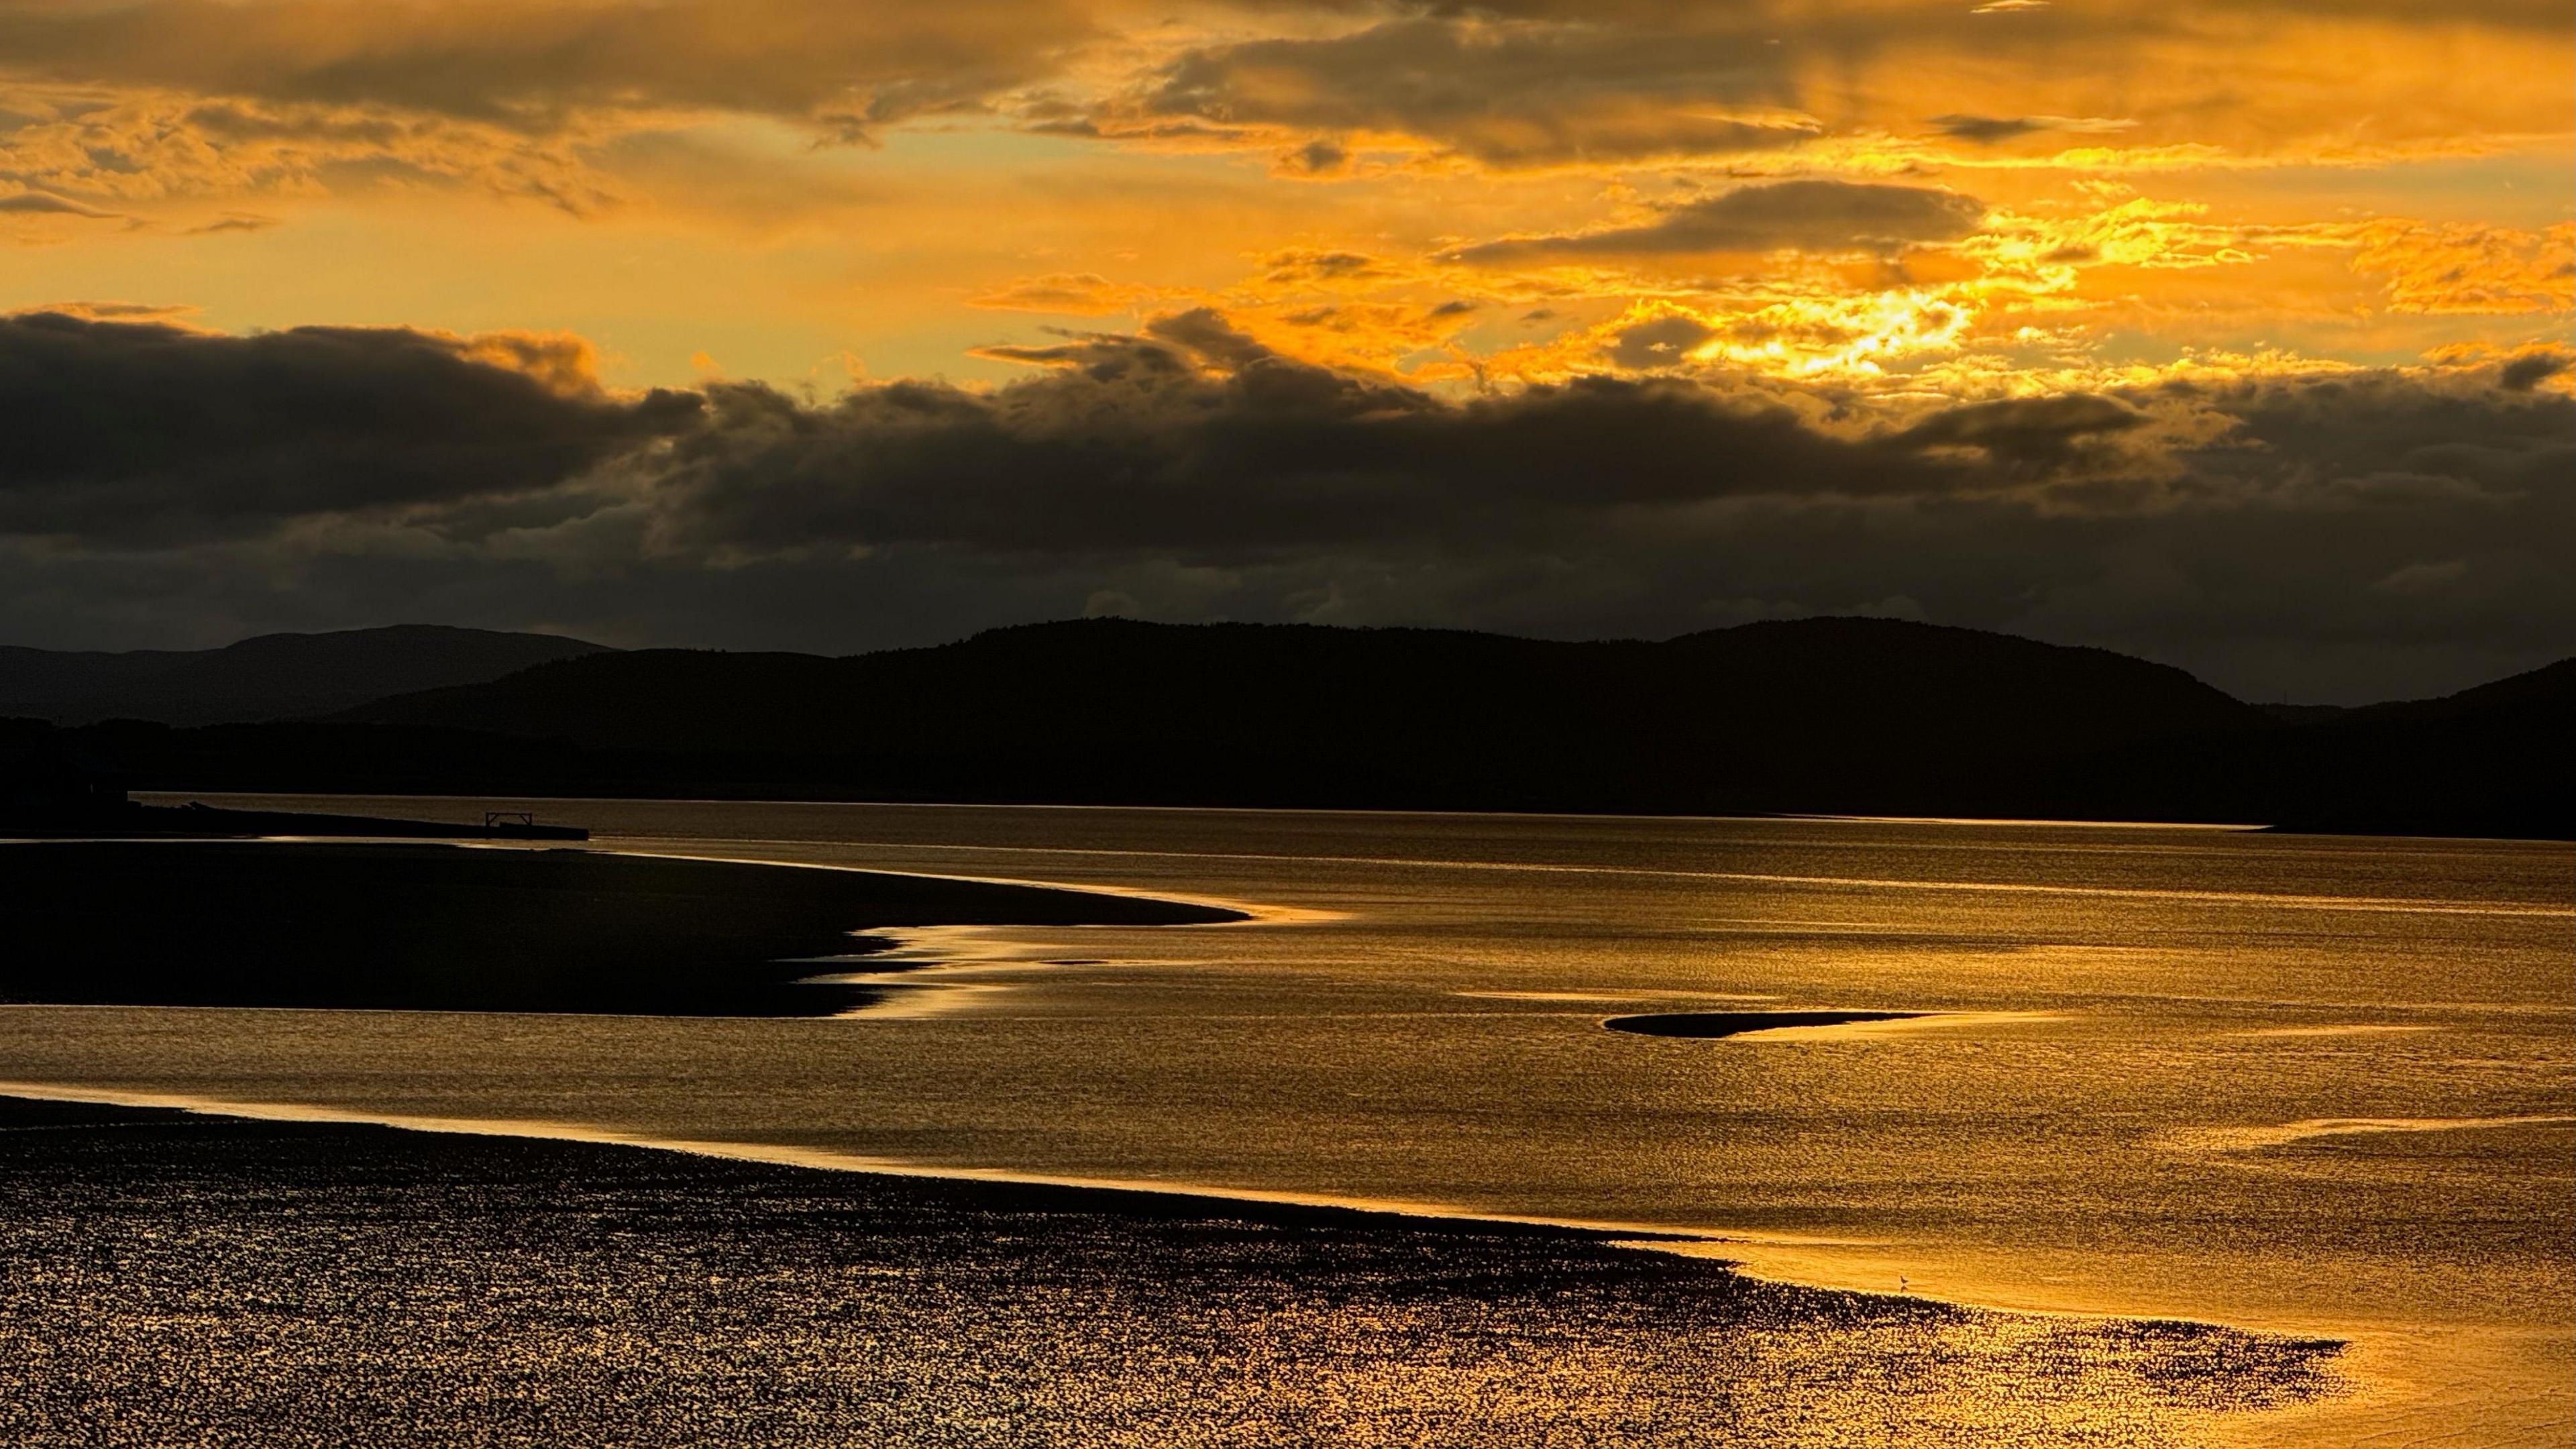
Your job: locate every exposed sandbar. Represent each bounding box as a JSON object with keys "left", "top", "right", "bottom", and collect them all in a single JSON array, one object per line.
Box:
[
  {"left": 0, "top": 840, "right": 1242, "bottom": 1016},
  {"left": 1605, "top": 1010, "right": 1928, "bottom": 1038}
]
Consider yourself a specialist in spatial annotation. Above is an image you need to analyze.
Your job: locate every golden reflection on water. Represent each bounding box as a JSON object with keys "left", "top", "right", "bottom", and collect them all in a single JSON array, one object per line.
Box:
[{"left": 11, "top": 794, "right": 2572, "bottom": 1446}]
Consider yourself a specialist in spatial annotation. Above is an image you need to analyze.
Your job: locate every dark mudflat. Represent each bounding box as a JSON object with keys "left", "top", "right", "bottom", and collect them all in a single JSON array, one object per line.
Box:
[
  {"left": 0, "top": 840, "right": 1240, "bottom": 1016},
  {"left": 1605, "top": 1010, "right": 1928, "bottom": 1038},
  {"left": 0, "top": 1096, "right": 2342, "bottom": 1448}
]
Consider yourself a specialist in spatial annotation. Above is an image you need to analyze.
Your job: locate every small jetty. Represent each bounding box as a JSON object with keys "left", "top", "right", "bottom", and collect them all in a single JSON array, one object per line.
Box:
[
  {"left": 146, "top": 800, "right": 590, "bottom": 841},
  {"left": 476, "top": 809, "right": 588, "bottom": 841}
]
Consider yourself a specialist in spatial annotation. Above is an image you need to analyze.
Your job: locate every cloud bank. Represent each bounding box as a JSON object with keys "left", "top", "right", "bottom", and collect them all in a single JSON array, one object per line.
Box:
[{"left": 3, "top": 310, "right": 2567, "bottom": 702}]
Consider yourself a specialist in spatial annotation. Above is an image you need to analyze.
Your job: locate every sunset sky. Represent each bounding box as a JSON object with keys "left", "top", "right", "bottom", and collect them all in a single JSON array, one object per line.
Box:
[{"left": 3, "top": 0, "right": 2569, "bottom": 699}]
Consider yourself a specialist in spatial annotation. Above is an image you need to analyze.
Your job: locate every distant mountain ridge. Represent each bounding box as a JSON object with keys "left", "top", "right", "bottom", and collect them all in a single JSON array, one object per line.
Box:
[
  {"left": 22, "top": 616, "right": 2568, "bottom": 836},
  {"left": 2075, "top": 657, "right": 2573, "bottom": 837},
  {"left": 0, "top": 625, "right": 612, "bottom": 726},
  {"left": 336, "top": 616, "right": 2263, "bottom": 815}
]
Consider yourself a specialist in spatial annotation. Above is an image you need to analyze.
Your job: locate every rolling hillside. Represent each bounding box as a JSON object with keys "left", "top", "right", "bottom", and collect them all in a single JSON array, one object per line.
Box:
[{"left": 0, "top": 625, "right": 612, "bottom": 725}]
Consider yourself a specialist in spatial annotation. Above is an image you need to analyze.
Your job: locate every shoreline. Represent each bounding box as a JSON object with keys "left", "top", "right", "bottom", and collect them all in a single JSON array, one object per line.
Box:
[
  {"left": 0, "top": 1075, "right": 2377, "bottom": 1338},
  {"left": 28, "top": 1077, "right": 2563, "bottom": 1448},
  {"left": 127, "top": 788, "right": 2576, "bottom": 845},
  {"left": 0, "top": 1086, "right": 2350, "bottom": 1448},
  {"left": 0, "top": 1077, "right": 1727, "bottom": 1246},
  {"left": 15, "top": 1067, "right": 2563, "bottom": 1447}
]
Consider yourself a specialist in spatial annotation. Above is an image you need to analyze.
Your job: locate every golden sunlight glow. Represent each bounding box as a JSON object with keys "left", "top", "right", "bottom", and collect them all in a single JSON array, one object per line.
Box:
[{"left": 0, "top": 0, "right": 2557, "bottom": 400}]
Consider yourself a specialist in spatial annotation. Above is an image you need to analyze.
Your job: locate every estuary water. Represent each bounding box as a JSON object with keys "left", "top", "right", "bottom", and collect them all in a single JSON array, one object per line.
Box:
[{"left": 7, "top": 796, "right": 2571, "bottom": 1445}]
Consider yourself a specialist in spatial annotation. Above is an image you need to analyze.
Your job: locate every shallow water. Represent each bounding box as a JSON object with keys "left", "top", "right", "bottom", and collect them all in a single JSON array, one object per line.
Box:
[{"left": 8, "top": 796, "right": 2571, "bottom": 1444}]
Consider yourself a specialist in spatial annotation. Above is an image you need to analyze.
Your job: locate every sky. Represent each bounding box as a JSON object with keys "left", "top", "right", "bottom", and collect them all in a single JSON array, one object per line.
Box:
[{"left": 1, "top": 0, "right": 2569, "bottom": 701}]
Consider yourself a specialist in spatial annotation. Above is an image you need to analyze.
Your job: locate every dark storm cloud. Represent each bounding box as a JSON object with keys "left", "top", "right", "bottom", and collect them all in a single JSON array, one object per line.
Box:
[
  {"left": 2499, "top": 351, "right": 2571, "bottom": 392},
  {"left": 644, "top": 358, "right": 1952, "bottom": 560},
  {"left": 2186, "top": 370, "right": 2573, "bottom": 498},
  {"left": 1893, "top": 394, "right": 2148, "bottom": 468},
  {"left": 1603, "top": 315, "right": 1717, "bottom": 370},
  {"left": 1, "top": 308, "right": 2567, "bottom": 700},
  {"left": 1451, "top": 181, "right": 1988, "bottom": 262},
  {"left": 0, "top": 311, "right": 696, "bottom": 543},
  {"left": 1143, "top": 308, "right": 1279, "bottom": 370}
]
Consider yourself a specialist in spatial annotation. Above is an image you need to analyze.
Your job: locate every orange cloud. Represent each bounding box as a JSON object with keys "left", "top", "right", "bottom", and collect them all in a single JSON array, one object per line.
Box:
[
  {"left": 2345, "top": 221, "right": 2576, "bottom": 315},
  {"left": 969, "top": 272, "right": 1153, "bottom": 315}
]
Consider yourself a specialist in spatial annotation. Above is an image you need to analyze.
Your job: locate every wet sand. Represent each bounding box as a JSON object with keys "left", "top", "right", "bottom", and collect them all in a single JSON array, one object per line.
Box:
[
  {"left": 0, "top": 1095, "right": 2342, "bottom": 1448},
  {"left": 1605, "top": 1009, "right": 1928, "bottom": 1037}
]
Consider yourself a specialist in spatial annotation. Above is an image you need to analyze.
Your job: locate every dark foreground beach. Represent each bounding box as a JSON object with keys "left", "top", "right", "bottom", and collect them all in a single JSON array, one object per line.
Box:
[{"left": 0, "top": 1095, "right": 2341, "bottom": 1448}]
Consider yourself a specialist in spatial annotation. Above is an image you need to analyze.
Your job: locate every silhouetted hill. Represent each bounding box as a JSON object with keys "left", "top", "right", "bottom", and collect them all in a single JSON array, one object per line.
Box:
[
  {"left": 320, "top": 617, "right": 2258, "bottom": 815},
  {"left": 2076, "top": 657, "right": 2574, "bottom": 837},
  {"left": 40, "top": 618, "right": 2567, "bottom": 835},
  {"left": 0, "top": 625, "right": 612, "bottom": 725}
]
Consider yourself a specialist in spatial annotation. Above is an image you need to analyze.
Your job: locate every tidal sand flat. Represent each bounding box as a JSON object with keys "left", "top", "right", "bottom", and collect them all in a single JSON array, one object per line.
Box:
[
  {"left": 0, "top": 841, "right": 1241, "bottom": 1016},
  {"left": 1605, "top": 1010, "right": 1929, "bottom": 1038},
  {"left": 0, "top": 1095, "right": 2341, "bottom": 1449}
]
